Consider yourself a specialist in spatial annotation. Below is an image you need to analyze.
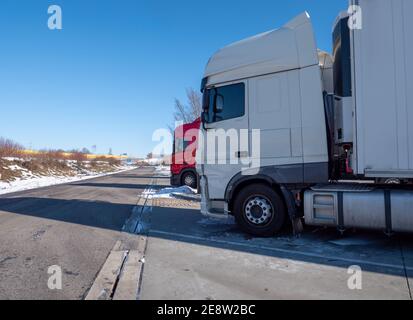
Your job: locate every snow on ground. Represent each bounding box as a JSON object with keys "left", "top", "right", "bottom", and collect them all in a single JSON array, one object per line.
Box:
[
  {"left": 143, "top": 158, "right": 164, "bottom": 166},
  {"left": 7, "top": 164, "right": 27, "bottom": 171},
  {"left": 0, "top": 165, "right": 137, "bottom": 195},
  {"left": 143, "top": 185, "right": 197, "bottom": 199},
  {"left": 155, "top": 165, "right": 171, "bottom": 177},
  {"left": 2, "top": 157, "right": 21, "bottom": 162}
]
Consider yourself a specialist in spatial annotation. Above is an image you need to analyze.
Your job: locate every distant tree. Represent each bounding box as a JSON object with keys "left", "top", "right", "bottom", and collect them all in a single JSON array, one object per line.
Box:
[
  {"left": 171, "top": 88, "right": 202, "bottom": 129},
  {"left": 146, "top": 152, "right": 153, "bottom": 159},
  {"left": 0, "top": 137, "right": 24, "bottom": 157},
  {"left": 186, "top": 88, "right": 202, "bottom": 120},
  {"left": 81, "top": 147, "right": 90, "bottom": 154}
]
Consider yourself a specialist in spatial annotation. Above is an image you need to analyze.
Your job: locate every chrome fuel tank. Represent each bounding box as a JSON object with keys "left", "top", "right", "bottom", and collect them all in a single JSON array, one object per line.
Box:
[{"left": 304, "top": 184, "right": 413, "bottom": 233}]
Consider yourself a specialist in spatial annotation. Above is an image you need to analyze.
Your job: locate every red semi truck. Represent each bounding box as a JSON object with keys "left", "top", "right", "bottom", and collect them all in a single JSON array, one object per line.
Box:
[{"left": 170, "top": 118, "right": 200, "bottom": 189}]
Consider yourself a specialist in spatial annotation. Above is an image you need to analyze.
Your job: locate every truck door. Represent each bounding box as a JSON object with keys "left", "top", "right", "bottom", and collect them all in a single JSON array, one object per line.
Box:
[
  {"left": 201, "top": 81, "right": 249, "bottom": 200},
  {"left": 248, "top": 71, "right": 303, "bottom": 170}
]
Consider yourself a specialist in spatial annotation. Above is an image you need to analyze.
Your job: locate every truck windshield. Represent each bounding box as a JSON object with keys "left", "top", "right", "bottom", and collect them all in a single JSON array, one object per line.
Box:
[{"left": 174, "top": 138, "right": 191, "bottom": 154}]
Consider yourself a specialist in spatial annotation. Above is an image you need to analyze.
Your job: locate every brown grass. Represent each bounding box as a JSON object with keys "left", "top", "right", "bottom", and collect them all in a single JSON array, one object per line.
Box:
[
  {"left": 92, "top": 156, "right": 121, "bottom": 166},
  {"left": 0, "top": 159, "right": 21, "bottom": 181},
  {"left": 0, "top": 138, "right": 24, "bottom": 158},
  {"left": 26, "top": 150, "right": 87, "bottom": 162},
  {"left": 0, "top": 137, "right": 123, "bottom": 182}
]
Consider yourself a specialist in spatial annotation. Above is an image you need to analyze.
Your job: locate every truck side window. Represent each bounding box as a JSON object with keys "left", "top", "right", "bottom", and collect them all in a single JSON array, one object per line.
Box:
[
  {"left": 208, "top": 83, "right": 245, "bottom": 123},
  {"left": 174, "top": 138, "right": 191, "bottom": 153}
]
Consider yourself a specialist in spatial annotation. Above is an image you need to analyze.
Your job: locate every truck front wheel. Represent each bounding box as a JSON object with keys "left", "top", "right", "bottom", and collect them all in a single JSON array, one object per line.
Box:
[
  {"left": 181, "top": 171, "right": 197, "bottom": 189},
  {"left": 233, "top": 184, "right": 286, "bottom": 237}
]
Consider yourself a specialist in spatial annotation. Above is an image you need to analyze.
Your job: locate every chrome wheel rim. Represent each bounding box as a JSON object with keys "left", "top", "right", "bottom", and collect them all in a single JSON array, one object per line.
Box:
[
  {"left": 184, "top": 174, "right": 195, "bottom": 187},
  {"left": 244, "top": 196, "right": 273, "bottom": 226}
]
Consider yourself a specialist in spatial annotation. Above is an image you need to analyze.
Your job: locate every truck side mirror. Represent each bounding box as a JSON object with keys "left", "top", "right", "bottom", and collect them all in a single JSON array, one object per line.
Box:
[
  {"left": 201, "top": 111, "right": 208, "bottom": 123},
  {"left": 214, "top": 94, "right": 224, "bottom": 114},
  {"left": 202, "top": 89, "right": 210, "bottom": 112}
]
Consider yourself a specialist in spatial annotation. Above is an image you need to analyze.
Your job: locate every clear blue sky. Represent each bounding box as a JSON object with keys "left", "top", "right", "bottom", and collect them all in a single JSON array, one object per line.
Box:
[{"left": 0, "top": 0, "right": 347, "bottom": 158}]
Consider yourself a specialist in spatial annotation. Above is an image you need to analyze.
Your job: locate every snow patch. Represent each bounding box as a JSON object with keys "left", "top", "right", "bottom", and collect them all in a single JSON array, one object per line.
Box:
[
  {"left": 143, "top": 158, "right": 163, "bottom": 166},
  {"left": 0, "top": 166, "right": 137, "bottom": 195},
  {"left": 7, "top": 165, "right": 27, "bottom": 171},
  {"left": 143, "top": 185, "right": 196, "bottom": 199},
  {"left": 155, "top": 165, "right": 171, "bottom": 177},
  {"left": 2, "top": 157, "right": 21, "bottom": 161}
]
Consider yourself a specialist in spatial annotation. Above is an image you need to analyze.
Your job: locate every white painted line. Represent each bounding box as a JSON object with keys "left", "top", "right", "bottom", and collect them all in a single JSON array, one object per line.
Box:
[{"left": 149, "top": 229, "right": 413, "bottom": 272}]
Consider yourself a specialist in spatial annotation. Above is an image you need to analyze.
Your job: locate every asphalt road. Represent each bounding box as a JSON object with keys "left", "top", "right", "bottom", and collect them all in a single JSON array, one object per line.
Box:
[
  {"left": 1, "top": 166, "right": 413, "bottom": 300},
  {"left": 0, "top": 167, "right": 155, "bottom": 300}
]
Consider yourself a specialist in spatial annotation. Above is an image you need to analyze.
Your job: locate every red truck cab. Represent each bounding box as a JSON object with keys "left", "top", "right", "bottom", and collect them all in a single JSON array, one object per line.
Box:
[{"left": 170, "top": 118, "right": 200, "bottom": 188}]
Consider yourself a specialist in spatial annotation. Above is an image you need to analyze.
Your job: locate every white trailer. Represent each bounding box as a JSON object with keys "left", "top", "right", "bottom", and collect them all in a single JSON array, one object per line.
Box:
[
  {"left": 197, "top": 0, "right": 413, "bottom": 236},
  {"left": 350, "top": 0, "right": 413, "bottom": 179}
]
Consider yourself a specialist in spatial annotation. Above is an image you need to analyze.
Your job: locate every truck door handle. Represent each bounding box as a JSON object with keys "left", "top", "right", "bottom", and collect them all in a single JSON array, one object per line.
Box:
[{"left": 236, "top": 151, "right": 248, "bottom": 158}]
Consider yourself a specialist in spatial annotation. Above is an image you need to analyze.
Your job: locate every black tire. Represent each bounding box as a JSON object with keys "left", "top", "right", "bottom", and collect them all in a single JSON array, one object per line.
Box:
[
  {"left": 181, "top": 171, "right": 197, "bottom": 189},
  {"left": 233, "top": 184, "right": 286, "bottom": 237}
]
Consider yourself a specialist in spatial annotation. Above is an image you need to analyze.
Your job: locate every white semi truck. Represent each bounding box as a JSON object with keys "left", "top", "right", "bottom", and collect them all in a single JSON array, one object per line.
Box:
[{"left": 196, "top": 0, "right": 413, "bottom": 236}]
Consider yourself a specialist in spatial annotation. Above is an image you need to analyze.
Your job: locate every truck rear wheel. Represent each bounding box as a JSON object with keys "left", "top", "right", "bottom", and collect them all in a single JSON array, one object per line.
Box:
[
  {"left": 233, "top": 184, "right": 286, "bottom": 237},
  {"left": 181, "top": 171, "right": 197, "bottom": 189}
]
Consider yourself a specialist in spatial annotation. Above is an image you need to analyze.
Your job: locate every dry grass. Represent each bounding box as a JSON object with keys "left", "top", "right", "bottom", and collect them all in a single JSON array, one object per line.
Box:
[
  {"left": 0, "top": 159, "right": 22, "bottom": 181},
  {"left": 0, "top": 137, "right": 123, "bottom": 182},
  {"left": 0, "top": 138, "right": 24, "bottom": 158},
  {"left": 92, "top": 156, "right": 121, "bottom": 166},
  {"left": 26, "top": 150, "right": 88, "bottom": 162},
  {"left": 0, "top": 158, "right": 75, "bottom": 182},
  {"left": 89, "top": 157, "right": 121, "bottom": 174},
  {"left": 0, "top": 156, "right": 123, "bottom": 182}
]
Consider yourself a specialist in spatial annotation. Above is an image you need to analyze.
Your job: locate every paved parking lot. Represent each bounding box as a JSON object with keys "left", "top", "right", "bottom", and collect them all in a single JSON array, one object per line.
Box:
[
  {"left": 1, "top": 167, "right": 412, "bottom": 300},
  {"left": 138, "top": 188, "right": 413, "bottom": 300}
]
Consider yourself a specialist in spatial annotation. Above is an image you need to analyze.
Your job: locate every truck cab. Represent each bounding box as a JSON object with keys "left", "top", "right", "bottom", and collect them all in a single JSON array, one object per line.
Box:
[
  {"left": 170, "top": 118, "right": 200, "bottom": 189},
  {"left": 197, "top": 0, "right": 413, "bottom": 237},
  {"left": 197, "top": 12, "right": 328, "bottom": 233}
]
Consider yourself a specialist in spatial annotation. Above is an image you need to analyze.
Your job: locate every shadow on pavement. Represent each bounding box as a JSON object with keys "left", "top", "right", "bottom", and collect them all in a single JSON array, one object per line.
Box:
[
  {"left": 144, "top": 204, "right": 413, "bottom": 278},
  {"left": 0, "top": 197, "right": 134, "bottom": 231},
  {"left": 114, "top": 175, "right": 170, "bottom": 180},
  {"left": 2, "top": 193, "right": 413, "bottom": 279},
  {"left": 70, "top": 183, "right": 165, "bottom": 190}
]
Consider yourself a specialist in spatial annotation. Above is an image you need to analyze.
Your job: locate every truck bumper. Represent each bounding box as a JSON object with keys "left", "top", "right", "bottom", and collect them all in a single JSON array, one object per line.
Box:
[{"left": 200, "top": 176, "right": 228, "bottom": 220}]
